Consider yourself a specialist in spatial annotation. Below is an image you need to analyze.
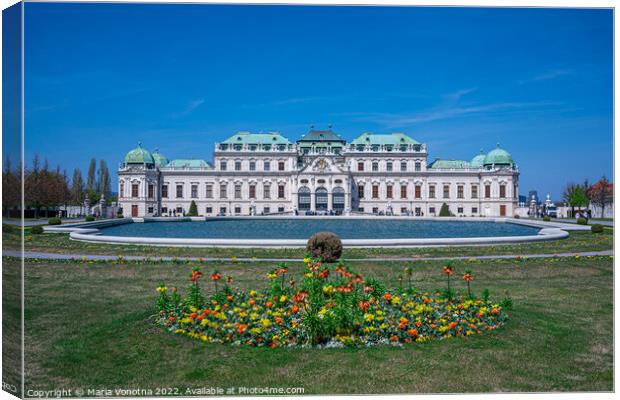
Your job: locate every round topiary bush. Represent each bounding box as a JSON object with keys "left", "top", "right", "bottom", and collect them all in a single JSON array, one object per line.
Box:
[
  {"left": 591, "top": 224, "right": 604, "bottom": 233},
  {"left": 577, "top": 217, "right": 588, "bottom": 225},
  {"left": 31, "top": 225, "right": 44, "bottom": 234},
  {"left": 306, "top": 231, "right": 343, "bottom": 263},
  {"left": 48, "top": 217, "right": 61, "bottom": 225},
  {"left": 543, "top": 216, "right": 551, "bottom": 222},
  {"left": 85, "top": 215, "right": 95, "bottom": 222}
]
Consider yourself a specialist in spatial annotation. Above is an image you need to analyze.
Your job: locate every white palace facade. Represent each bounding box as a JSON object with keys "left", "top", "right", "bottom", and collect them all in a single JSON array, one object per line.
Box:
[{"left": 118, "top": 129, "right": 519, "bottom": 218}]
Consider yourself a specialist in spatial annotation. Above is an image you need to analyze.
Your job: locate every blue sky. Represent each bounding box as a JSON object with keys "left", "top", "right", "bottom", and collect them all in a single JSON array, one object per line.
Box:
[{"left": 24, "top": 4, "right": 612, "bottom": 199}]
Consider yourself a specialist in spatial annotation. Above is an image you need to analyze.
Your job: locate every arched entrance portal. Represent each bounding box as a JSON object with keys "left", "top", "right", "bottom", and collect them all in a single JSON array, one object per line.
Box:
[
  {"left": 298, "top": 187, "right": 311, "bottom": 211},
  {"left": 315, "top": 187, "right": 328, "bottom": 211},
  {"left": 332, "top": 187, "right": 345, "bottom": 213}
]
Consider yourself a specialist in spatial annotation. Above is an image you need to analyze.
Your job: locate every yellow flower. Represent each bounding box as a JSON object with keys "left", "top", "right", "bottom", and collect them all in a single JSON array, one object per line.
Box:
[
  {"left": 303, "top": 257, "right": 311, "bottom": 263},
  {"left": 260, "top": 318, "right": 272, "bottom": 328},
  {"left": 156, "top": 286, "right": 167, "bottom": 293},
  {"left": 364, "top": 313, "right": 375, "bottom": 322},
  {"left": 323, "top": 285, "right": 335, "bottom": 294},
  {"left": 304, "top": 273, "right": 313, "bottom": 278},
  {"left": 249, "top": 290, "right": 257, "bottom": 297},
  {"left": 279, "top": 295, "right": 287, "bottom": 303}
]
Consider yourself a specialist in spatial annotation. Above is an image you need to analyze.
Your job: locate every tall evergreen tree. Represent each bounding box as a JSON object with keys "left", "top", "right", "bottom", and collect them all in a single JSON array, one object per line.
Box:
[
  {"left": 71, "top": 168, "right": 84, "bottom": 204},
  {"left": 87, "top": 158, "right": 97, "bottom": 192}
]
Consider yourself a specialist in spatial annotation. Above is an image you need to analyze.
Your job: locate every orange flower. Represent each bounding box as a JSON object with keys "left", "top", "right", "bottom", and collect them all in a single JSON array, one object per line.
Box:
[
  {"left": 383, "top": 293, "right": 392, "bottom": 301},
  {"left": 189, "top": 312, "right": 198, "bottom": 319},
  {"left": 226, "top": 295, "right": 234, "bottom": 301},
  {"left": 318, "top": 269, "right": 330, "bottom": 279},
  {"left": 491, "top": 308, "right": 500, "bottom": 315},
  {"left": 275, "top": 316, "right": 283, "bottom": 324},
  {"left": 226, "top": 276, "right": 233, "bottom": 283},
  {"left": 462, "top": 273, "right": 473, "bottom": 282},
  {"left": 248, "top": 299, "right": 256, "bottom": 306},
  {"left": 448, "top": 321, "right": 458, "bottom": 329},
  {"left": 359, "top": 300, "right": 370, "bottom": 312},
  {"left": 442, "top": 266, "right": 454, "bottom": 276},
  {"left": 414, "top": 321, "right": 421, "bottom": 327},
  {"left": 211, "top": 272, "right": 222, "bottom": 281},
  {"left": 291, "top": 305, "right": 299, "bottom": 314},
  {"left": 407, "top": 328, "right": 418, "bottom": 337},
  {"left": 265, "top": 301, "right": 273, "bottom": 308},
  {"left": 236, "top": 324, "right": 248, "bottom": 334},
  {"left": 190, "top": 269, "right": 204, "bottom": 282},
  {"left": 389, "top": 335, "right": 399, "bottom": 342}
]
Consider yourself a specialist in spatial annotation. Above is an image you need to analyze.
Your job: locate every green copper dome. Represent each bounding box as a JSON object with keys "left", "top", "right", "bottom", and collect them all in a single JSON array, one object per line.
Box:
[
  {"left": 152, "top": 149, "right": 169, "bottom": 167},
  {"left": 470, "top": 150, "right": 486, "bottom": 168},
  {"left": 483, "top": 144, "right": 514, "bottom": 167},
  {"left": 124, "top": 143, "right": 155, "bottom": 165}
]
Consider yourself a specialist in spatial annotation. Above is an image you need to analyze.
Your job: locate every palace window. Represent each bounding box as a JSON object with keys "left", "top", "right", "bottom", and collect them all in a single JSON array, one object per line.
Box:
[
  {"left": 400, "top": 185, "right": 407, "bottom": 199},
  {"left": 278, "top": 184, "right": 285, "bottom": 198},
  {"left": 372, "top": 162, "right": 379, "bottom": 172},
  {"left": 162, "top": 185, "right": 168, "bottom": 198},
  {"left": 386, "top": 162, "right": 393, "bottom": 172},
  {"left": 219, "top": 207, "right": 227, "bottom": 215},
  {"left": 415, "top": 161, "right": 421, "bottom": 172},
  {"left": 235, "top": 184, "right": 242, "bottom": 199},
  {"left": 358, "top": 162, "right": 364, "bottom": 171},
  {"left": 472, "top": 207, "right": 478, "bottom": 214},
  {"left": 485, "top": 185, "right": 491, "bottom": 198},
  {"left": 148, "top": 184, "right": 154, "bottom": 199},
  {"left": 249, "top": 184, "right": 256, "bottom": 199},
  {"left": 264, "top": 161, "right": 270, "bottom": 171},
  {"left": 264, "top": 206, "right": 270, "bottom": 214},
  {"left": 415, "top": 185, "right": 421, "bottom": 199},
  {"left": 263, "top": 184, "right": 271, "bottom": 199},
  {"left": 235, "top": 161, "right": 242, "bottom": 171},
  {"left": 161, "top": 207, "right": 167, "bottom": 214},
  {"left": 249, "top": 161, "right": 256, "bottom": 171},
  {"left": 401, "top": 207, "right": 407, "bottom": 214},
  {"left": 386, "top": 185, "right": 393, "bottom": 199},
  {"left": 401, "top": 162, "right": 407, "bottom": 172},
  {"left": 457, "top": 185, "right": 464, "bottom": 199},
  {"left": 499, "top": 184, "right": 506, "bottom": 198},
  {"left": 176, "top": 207, "right": 183, "bottom": 214},
  {"left": 176, "top": 185, "right": 183, "bottom": 198},
  {"left": 278, "top": 206, "right": 285, "bottom": 213},
  {"left": 429, "top": 185, "right": 436, "bottom": 198},
  {"left": 132, "top": 184, "right": 139, "bottom": 198},
  {"left": 220, "top": 184, "right": 228, "bottom": 199},
  {"left": 206, "top": 207, "right": 213, "bottom": 214},
  {"left": 120, "top": 183, "right": 124, "bottom": 198},
  {"left": 358, "top": 207, "right": 364, "bottom": 213},
  {"left": 234, "top": 206, "right": 241, "bottom": 214},
  {"left": 278, "top": 162, "right": 285, "bottom": 171},
  {"left": 471, "top": 185, "right": 478, "bottom": 199},
  {"left": 372, "top": 207, "right": 379, "bottom": 214},
  {"left": 220, "top": 161, "right": 227, "bottom": 171},
  {"left": 206, "top": 184, "right": 213, "bottom": 199},
  {"left": 443, "top": 185, "right": 450, "bottom": 199},
  {"left": 191, "top": 185, "right": 198, "bottom": 199},
  {"left": 372, "top": 185, "right": 379, "bottom": 199},
  {"left": 147, "top": 207, "right": 154, "bottom": 214},
  {"left": 429, "top": 207, "right": 436, "bottom": 214},
  {"left": 358, "top": 185, "right": 365, "bottom": 199},
  {"left": 457, "top": 207, "right": 464, "bottom": 214}
]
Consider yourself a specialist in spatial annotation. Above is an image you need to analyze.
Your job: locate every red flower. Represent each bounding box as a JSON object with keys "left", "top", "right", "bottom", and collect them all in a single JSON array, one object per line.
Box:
[
  {"left": 442, "top": 266, "right": 454, "bottom": 276},
  {"left": 190, "top": 269, "right": 204, "bottom": 282},
  {"left": 359, "top": 300, "right": 370, "bottom": 312},
  {"left": 211, "top": 272, "right": 222, "bottom": 281},
  {"left": 383, "top": 293, "right": 392, "bottom": 301},
  {"left": 226, "top": 276, "right": 233, "bottom": 283}
]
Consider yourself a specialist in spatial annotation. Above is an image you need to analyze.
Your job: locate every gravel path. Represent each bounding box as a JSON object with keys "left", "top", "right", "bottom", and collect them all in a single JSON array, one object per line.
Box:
[{"left": 3, "top": 249, "right": 613, "bottom": 263}]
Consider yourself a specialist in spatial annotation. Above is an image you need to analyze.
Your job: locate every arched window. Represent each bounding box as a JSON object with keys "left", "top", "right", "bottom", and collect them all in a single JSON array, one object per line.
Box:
[
  {"left": 315, "top": 187, "right": 328, "bottom": 211},
  {"left": 298, "top": 187, "right": 311, "bottom": 211},
  {"left": 332, "top": 187, "right": 345, "bottom": 212}
]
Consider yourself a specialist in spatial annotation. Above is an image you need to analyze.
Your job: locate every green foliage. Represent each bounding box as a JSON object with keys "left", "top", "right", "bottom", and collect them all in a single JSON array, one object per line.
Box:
[
  {"left": 48, "top": 217, "right": 61, "bottom": 225},
  {"left": 482, "top": 288, "right": 490, "bottom": 303},
  {"left": 577, "top": 217, "right": 588, "bottom": 225},
  {"left": 543, "top": 216, "right": 551, "bottom": 222},
  {"left": 85, "top": 215, "right": 95, "bottom": 222},
  {"left": 306, "top": 232, "right": 343, "bottom": 263},
  {"left": 187, "top": 201, "right": 198, "bottom": 217},
  {"left": 31, "top": 225, "right": 44, "bottom": 234},
  {"left": 568, "top": 186, "right": 589, "bottom": 209},
  {"left": 439, "top": 203, "right": 451, "bottom": 217},
  {"left": 2, "top": 224, "right": 15, "bottom": 234},
  {"left": 591, "top": 224, "right": 604, "bottom": 233}
]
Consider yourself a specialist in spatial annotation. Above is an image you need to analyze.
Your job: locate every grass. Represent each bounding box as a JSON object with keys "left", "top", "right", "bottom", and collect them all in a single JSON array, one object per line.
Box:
[
  {"left": 2, "top": 227, "right": 613, "bottom": 260},
  {"left": 5, "top": 254, "right": 613, "bottom": 394}
]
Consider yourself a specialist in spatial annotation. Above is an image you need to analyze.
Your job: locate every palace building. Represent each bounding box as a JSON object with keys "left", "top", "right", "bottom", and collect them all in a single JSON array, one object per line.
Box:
[{"left": 118, "top": 129, "right": 519, "bottom": 218}]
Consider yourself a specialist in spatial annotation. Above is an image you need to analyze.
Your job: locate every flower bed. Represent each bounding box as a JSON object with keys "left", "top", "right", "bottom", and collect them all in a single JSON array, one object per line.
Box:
[{"left": 155, "top": 259, "right": 510, "bottom": 348}]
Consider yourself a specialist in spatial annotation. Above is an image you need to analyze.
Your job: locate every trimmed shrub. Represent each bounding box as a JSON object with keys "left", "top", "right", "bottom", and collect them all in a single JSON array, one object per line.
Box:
[
  {"left": 31, "top": 225, "right": 44, "bottom": 234},
  {"left": 543, "top": 216, "right": 551, "bottom": 222},
  {"left": 577, "top": 217, "right": 588, "bottom": 225},
  {"left": 2, "top": 224, "right": 15, "bottom": 234},
  {"left": 513, "top": 214, "right": 520, "bottom": 219},
  {"left": 187, "top": 200, "right": 198, "bottom": 217},
  {"left": 48, "top": 217, "right": 61, "bottom": 225},
  {"left": 306, "top": 232, "right": 343, "bottom": 263},
  {"left": 591, "top": 224, "right": 604, "bottom": 233},
  {"left": 85, "top": 215, "right": 96, "bottom": 222},
  {"left": 439, "top": 203, "right": 451, "bottom": 217}
]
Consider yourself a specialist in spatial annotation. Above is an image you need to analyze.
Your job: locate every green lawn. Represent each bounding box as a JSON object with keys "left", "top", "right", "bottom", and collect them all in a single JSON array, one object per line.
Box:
[
  {"left": 2, "top": 227, "right": 614, "bottom": 259},
  {"left": 4, "top": 254, "right": 613, "bottom": 395}
]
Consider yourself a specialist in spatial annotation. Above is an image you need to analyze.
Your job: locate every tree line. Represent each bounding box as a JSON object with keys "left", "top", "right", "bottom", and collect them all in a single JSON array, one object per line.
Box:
[
  {"left": 2, "top": 155, "right": 114, "bottom": 218},
  {"left": 562, "top": 176, "right": 614, "bottom": 218}
]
